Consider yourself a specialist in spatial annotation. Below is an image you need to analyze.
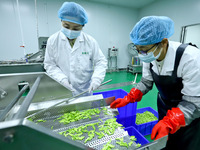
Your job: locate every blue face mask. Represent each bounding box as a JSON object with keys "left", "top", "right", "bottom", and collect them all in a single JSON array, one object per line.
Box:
[
  {"left": 61, "top": 27, "right": 81, "bottom": 39},
  {"left": 138, "top": 46, "right": 162, "bottom": 63}
]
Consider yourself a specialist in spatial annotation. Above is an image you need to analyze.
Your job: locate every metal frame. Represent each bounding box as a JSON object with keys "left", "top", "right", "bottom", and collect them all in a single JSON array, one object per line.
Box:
[
  {"left": 0, "top": 84, "right": 29, "bottom": 121},
  {"left": 180, "top": 23, "right": 200, "bottom": 43},
  {"left": 0, "top": 119, "right": 90, "bottom": 150},
  {"left": 13, "top": 76, "right": 42, "bottom": 119},
  {"left": 0, "top": 72, "right": 72, "bottom": 111}
]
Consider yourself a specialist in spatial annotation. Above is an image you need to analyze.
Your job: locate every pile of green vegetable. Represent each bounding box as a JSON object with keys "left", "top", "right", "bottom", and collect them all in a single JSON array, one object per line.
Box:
[
  {"left": 59, "top": 118, "right": 123, "bottom": 143},
  {"left": 29, "top": 107, "right": 111, "bottom": 126},
  {"left": 136, "top": 111, "right": 158, "bottom": 125},
  {"left": 29, "top": 107, "right": 143, "bottom": 149},
  {"left": 56, "top": 107, "right": 113, "bottom": 125},
  {"left": 59, "top": 117, "right": 141, "bottom": 149}
]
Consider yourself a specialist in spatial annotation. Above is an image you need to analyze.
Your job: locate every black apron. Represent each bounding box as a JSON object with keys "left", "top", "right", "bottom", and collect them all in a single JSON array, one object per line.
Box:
[{"left": 150, "top": 44, "right": 200, "bottom": 150}]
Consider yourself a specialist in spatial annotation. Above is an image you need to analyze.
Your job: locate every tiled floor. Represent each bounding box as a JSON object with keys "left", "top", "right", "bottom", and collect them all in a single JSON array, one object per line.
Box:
[{"left": 94, "top": 70, "right": 159, "bottom": 142}]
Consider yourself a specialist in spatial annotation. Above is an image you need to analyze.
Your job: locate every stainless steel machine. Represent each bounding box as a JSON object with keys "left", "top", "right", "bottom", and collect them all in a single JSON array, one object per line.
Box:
[
  {"left": 0, "top": 72, "right": 125, "bottom": 150},
  {"left": 0, "top": 72, "right": 167, "bottom": 150},
  {"left": 127, "top": 43, "right": 142, "bottom": 74},
  {"left": 0, "top": 37, "right": 48, "bottom": 74},
  {"left": 0, "top": 72, "right": 136, "bottom": 150},
  {"left": 0, "top": 63, "right": 45, "bottom": 74},
  {"left": 107, "top": 47, "right": 118, "bottom": 72}
]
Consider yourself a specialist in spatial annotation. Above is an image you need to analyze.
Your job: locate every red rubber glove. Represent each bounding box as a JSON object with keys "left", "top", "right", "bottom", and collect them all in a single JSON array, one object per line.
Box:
[
  {"left": 151, "top": 107, "right": 186, "bottom": 140},
  {"left": 110, "top": 88, "right": 143, "bottom": 108}
]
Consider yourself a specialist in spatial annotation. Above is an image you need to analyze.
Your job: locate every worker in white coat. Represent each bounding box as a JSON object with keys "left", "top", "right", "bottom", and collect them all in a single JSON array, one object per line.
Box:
[
  {"left": 111, "top": 16, "right": 200, "bottom": 150},
  {"left": 44, "top": 2, "right": 107, "bottom": 96}
]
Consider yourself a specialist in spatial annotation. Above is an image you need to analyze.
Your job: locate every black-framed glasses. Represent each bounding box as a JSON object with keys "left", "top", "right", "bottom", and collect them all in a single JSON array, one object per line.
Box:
[{"left": 134, "top": 43, "right": 159, "bottom": 55}]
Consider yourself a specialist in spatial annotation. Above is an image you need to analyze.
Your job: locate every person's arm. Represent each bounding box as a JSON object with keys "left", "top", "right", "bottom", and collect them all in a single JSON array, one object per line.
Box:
[
  {"left": 178, "top": 98, "right": 200, "bottom": 125},
  {"left": 135, "top": 77, "right": 153, "bottom": 95},
  {"left": 88, "top": 39, "right": 107, "bottom": 92},
  {"left": 151, "top": 47, "right": 200, "bottom": 140},
  {"left": 135, "top": 62, "right": 154, "bottom": 94},
  {"left": 44, "top": 38, "right": 73, "bottom": 90},
  {"left": 177, "top": 52, "right": 200, "bottom": 125},
  {"left": 110, "top": 63, "right": 154, "bottom": 108}
]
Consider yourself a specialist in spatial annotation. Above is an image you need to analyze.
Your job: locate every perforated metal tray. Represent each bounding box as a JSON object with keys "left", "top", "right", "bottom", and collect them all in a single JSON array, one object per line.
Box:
[{"left": 27, "top": 98, "right": 140, "bottom": 150}]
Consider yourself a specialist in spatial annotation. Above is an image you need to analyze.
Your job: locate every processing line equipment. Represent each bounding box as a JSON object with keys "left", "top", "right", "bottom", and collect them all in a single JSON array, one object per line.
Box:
[
  {"left": 0, "top": 72, "right": 167, "bottom": 150},
  {"left": 127, "top": 43, "right": 142, "bottom": 74},
  {"left": 0, "top": 37, "right": 48, "bottom": 75},
  {"left": 107, "top": 47, "right": 118, "bottom": 72}
]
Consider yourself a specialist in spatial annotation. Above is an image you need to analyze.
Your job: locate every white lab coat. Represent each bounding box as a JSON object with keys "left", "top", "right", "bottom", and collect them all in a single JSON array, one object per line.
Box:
[
  {"left": 44, "top": 31, "right": 107, "bottom": 96},
  {"left": 142, "top": 41, "right": 200, "bottom": 96}
]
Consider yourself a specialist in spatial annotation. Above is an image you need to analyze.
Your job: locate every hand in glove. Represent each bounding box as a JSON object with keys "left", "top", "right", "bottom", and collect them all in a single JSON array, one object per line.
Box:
[
  {"left": 61, "top": 78, "right": 75, "bottom": 92},
  {"left": 88, "top": 80, "right": 101, "bottom": 93},
  {"left": 110, "top": 88, "right": 143, "bottom": 108},
  {"left": 151, "top": 107, "right": 185, "bottom": 140}
]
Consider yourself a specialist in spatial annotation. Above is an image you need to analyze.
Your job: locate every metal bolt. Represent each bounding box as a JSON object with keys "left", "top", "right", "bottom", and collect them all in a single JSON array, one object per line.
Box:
[
  {"left": 3, "top": 134, "right": 14, "bottom": 143},
  {"left": 0, "top": 91, "right": 7, "bottom": 99}
]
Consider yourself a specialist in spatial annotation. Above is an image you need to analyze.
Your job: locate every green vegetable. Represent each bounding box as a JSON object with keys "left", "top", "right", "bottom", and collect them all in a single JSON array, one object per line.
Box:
[
  {"left": 102, "top": 139, "right": 115, "bottom": 150},
  {"left": 77, "top": 136, "right": 85, "bottom": 140},
  {"left": 130, "top": 136, "right": 137, "bottom": 141},
  {"left": 102, "top": 107, "right": 112, "bottom": 115},
  {"left": 128, "top": 141, "right": 133, "bottom": 146},
  {"left": 27, "top": 118, "right": 33, "bottom": 122},
  {"left": 84, "top": 132, "right": 94, "bottom": 143},
  {"left": 98, "top": 118, "right": 123, "bottom": 136},
  {"left": 115, "top": 137, "right": 123, "bottom": 141},
  {"left": 115, "top": 137, "right": 128, "bottom": 148},
  {"left": 36, "top": 119, "right": 46, "bottom": 123},
  {"left": 53, "top": 118, "right": 58, "bottom": 122},
  {"left": 98, "top": 118, "right": 103, "bottom": 122},
  {"left": 95, "top": 132, "right": 105, "bottom": 139},
  {"left": 136, "top": 143, "right": 141, "bottom": 148},
  {"left": 57, "top": 108, "right": 101, "bottom": 124},
  {"left": 58, "top": 110, "right": 125, "bottom": 144},
  {"left": 116, "top": 141, "right": 128, "bottom": 148},
  {"left": 136, "top": 111, "right": 158, "bottom": 124}
]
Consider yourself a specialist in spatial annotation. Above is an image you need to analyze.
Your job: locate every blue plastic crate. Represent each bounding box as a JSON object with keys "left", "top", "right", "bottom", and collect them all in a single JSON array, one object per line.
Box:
[
  {"left": 93, "top": 89, "right": 137, "bottom": 119},
  {"left": 134, "top": 107, "right": 158, "bottom": 136},
  {"left": 93, "top": 90, "right": 158, "bottom": 136},
  {"left": 116, "top": 114, "right": 136, "bottom": 128},
  {"left": 124, "top": 126, "right": 149, "bottom": 145}
]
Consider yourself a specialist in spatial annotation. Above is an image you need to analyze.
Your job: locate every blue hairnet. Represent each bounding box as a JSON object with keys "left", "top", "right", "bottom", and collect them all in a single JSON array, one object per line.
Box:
[
  {"left": 130, "top": 16, "right": 174, "bottom": 45},
  {"left": 58, "top": 2, "right": 88, "bottom": 25}
]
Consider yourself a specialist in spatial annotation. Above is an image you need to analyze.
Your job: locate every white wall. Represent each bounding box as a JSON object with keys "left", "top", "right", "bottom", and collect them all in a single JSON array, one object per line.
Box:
[
  {"left": 138, "top": 0, "right": 200, "bottom": 42},
  {"left": 0, "top": 0, "right": 138, "bottom": 68},
  {"left": 0, "top": 0, "right": 38, "bottom": 60},
  {"left": 2, "top": 0, "right": 200, "bottom": 67}
]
